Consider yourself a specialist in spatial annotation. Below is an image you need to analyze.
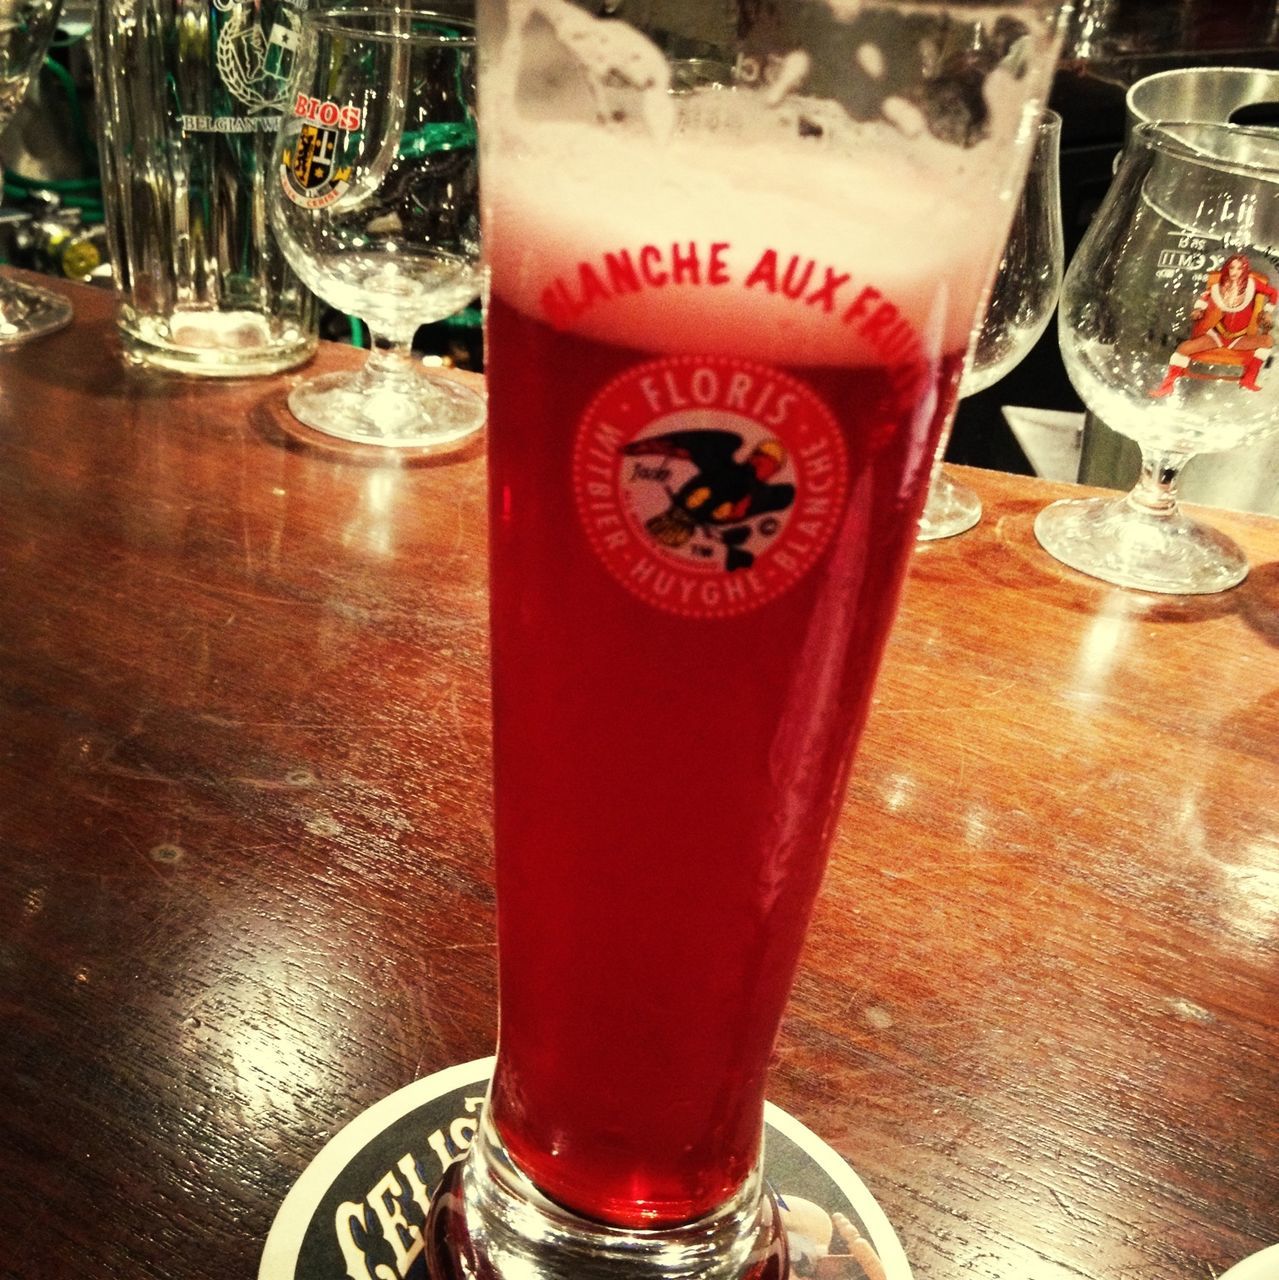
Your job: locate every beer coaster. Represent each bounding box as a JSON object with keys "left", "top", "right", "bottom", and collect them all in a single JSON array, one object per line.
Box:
[
  {"left": 1219, "top": 1244, "right": 1279, "bottom": 1280},
  {"left": 261, "top": 1057, "right": 911, "bottom": 1280}
]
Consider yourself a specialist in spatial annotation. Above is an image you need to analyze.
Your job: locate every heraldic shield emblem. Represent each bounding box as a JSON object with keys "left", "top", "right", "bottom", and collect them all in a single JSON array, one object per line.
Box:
[
  {"left": 284, "top": 123, "right": 345, "bottom": 208},
  {"left": 294, "top": 122, "right": 336, "bottom": 189},
  {"left": 281, "top": 115, "right": 354, "bottom": 209}
]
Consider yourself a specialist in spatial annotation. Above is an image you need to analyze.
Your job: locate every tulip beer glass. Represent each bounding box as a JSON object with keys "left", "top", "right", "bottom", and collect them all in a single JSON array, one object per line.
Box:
[
  {"left": 426, "top": 3, "right": 1069, "bottom": 1278},
  {"left": 1037, "top": 121, "right": 1279, "bottom": 594},
  {"left": 918, "top": 107, "right": 1064, "bottom": 541},
  {"left": 267, "top": 2, "right": 485, "bottom": 448}
]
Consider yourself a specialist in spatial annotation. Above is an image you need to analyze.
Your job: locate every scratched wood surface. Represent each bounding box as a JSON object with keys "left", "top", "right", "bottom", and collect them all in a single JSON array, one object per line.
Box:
[{"left": 1, "top": 277, "right": 1276, "bottom": 1280}]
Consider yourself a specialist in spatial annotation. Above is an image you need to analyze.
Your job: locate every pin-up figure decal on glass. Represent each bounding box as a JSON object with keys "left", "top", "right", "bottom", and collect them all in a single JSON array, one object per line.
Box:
[{"left": 1150, "top": 252, "right": 1276, "bottom": 397}]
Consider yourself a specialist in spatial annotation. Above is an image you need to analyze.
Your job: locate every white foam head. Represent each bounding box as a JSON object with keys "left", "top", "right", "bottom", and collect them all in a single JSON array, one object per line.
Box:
[{"left": 481, "top": 0, "right": 1060, "bottom": 366}]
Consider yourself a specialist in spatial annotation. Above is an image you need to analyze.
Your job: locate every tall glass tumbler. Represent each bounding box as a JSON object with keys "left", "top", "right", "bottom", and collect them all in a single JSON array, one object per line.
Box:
[
  {"left": 91, "top": 0, "right": 318, "bottom": 375},
  {"left": 427, "top": 3, "right": 1069, "bottom": 1278}
]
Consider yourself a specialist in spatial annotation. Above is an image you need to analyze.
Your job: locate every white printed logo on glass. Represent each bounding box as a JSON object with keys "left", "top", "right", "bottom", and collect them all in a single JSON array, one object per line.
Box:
[{"left": 215, "top": 0, "right": 303, "bottom": 113}]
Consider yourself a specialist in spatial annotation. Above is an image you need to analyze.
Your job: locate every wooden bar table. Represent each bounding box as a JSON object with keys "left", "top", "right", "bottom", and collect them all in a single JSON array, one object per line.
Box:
[{"left": 1, "top": 278, "right": 1276, "bottom": 1280}]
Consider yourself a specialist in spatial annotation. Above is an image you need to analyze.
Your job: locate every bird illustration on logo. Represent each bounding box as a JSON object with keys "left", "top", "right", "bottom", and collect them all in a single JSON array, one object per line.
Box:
[
  {"left": 620, "top": 429, "right": 796, "bottom": 571},
  {"left": 574, "top": 356, "right": 847, "bottom": 618}
]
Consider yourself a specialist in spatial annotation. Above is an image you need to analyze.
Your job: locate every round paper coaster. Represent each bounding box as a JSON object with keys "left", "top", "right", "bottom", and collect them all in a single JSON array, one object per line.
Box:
[
  {"left": 261, "top": 1057, "right": 912, "bottom": 1280},
  {"left": 1220, "top": 1244, "right": 1279, "bottom": 1280}
]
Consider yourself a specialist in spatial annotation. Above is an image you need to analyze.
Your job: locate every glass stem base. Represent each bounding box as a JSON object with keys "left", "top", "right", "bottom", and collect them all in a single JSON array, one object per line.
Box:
[
  {"left": 0, "top": 274, "right": 73, "bottom": 345},
  {"left": 1033, "top": 492, "right": 1249, "bottom": 594},
  {"left": 287, "top": 359, "right": 485, "bottom": 450},
  {"left": 917, "top": 466, "right": 982, "bottom": 541},
  {"left": 424, "top": 1113, "right": 788, "bottom": 1280}
]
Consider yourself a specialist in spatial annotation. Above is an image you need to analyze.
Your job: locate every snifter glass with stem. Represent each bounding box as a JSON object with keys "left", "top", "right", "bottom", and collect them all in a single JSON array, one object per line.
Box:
[
  {"left": 421, "top": 2, "right": 1069, "bottom": 1279},
  {"left": 918, "top": 107, "right": 1063, "bottom": 541},
  {"left": 0, "top": 0, "right": 73, "bottom": 344},
  {"left": 267, "top": 1, "right": 484, "bottom": 449},
  {"left": 1036, "top": 120, "right": 1279, "bottom": 594}
]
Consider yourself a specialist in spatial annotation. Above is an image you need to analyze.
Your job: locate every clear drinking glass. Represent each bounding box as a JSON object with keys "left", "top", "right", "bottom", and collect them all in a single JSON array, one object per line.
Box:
[
  {"left": 918, "top": 107, "right": 1064, "bottom": 541},
  {"left": 1035, "top": 121, "right": 1279, "bottom": 594},
  {"left": 91, "top": 0, "right": 317, "bottom": 376},
  {"left": 0, "top": 0, "right": 73, "bottom": 344},
  {"left": 423, "top": 3, "right": 1069, "bottom": 1279},
  {"left": 267, "top": 2, "right": 485, "bottom": 450}
]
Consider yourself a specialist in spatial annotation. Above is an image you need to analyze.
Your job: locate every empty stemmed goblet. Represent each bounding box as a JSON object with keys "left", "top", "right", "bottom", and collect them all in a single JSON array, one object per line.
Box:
[
  {"left": 1036, "top": 121, "right": 1279, "bottom": 594},
  {"left": 918, "top": 108, "right": 1063, "bottom": 540},
  {"left": 0, "top": 0, "right": 73, "bottom": 344},
  {"left": 268, "top": 1, "right": 484, "bottom": 449}
]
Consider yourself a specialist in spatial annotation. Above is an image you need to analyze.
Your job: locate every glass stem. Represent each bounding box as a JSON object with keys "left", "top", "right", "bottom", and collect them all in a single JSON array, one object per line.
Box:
[
  {"left": 1126, "top": 447, "right": 1190, "bottom": 518},
  {"left": 361, "top": 327, "right": 418, "bottom": 387}
]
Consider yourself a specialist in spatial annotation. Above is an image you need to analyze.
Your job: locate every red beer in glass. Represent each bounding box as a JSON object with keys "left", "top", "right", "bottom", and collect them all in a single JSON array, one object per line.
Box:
[
  {"left": 485, "top": 302, "right": 962, "bottom": 1226},
  {"left": 428, "top": 3, "right": 1067, "bottom": 1276}
]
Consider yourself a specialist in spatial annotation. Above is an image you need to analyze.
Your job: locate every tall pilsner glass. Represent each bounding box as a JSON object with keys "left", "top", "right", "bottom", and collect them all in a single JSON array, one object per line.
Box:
[{"left": 426, "top": 3, "right": 1068, "bottom": 1278}]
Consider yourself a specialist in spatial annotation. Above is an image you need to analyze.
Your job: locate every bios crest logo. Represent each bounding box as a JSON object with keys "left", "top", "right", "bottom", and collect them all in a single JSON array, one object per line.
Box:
[
  {"left": 573, "top": 355, "right": 847, "bottom": 618},
  {"left": 280, "top": 94, "right": 364, "bottom": 209}
]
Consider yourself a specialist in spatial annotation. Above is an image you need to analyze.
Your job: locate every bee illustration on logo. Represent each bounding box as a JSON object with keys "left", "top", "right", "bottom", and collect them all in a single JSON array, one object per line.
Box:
[
  {"left": 281, "top": 94, "right": 363, "bottom": 209},
  {"left": 620, "top": 429, "right": 796, "bottom": 572}
]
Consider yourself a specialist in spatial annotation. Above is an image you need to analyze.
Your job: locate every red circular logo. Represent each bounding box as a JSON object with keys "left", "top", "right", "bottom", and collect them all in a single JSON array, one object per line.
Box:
[{"left": 573, "top": 356, "right": 847, "bottom": 618}]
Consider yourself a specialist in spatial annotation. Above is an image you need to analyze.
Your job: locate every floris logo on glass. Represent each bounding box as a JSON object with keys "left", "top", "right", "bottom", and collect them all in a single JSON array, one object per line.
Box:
[
  {"left": 574, "top": 356, "right": 847, "bottom": 619},
  {"left": 281, "top": 94, "right": 364, "bottom": 209}
]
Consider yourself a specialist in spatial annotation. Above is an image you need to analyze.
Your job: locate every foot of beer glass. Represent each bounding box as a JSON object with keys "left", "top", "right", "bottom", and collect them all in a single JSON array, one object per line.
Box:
[
  {"left": 286, "top": 354, "right": 485, "bottom": 452},
  {"left": 1033, "top": 493, "right": 1249, "bottom": 594},
  {"left": 424, "top": 1113, "right": 788, "bottom": 1280},
  {"left": 0, "top": 275, "right": 73, "bottom": 345},
  {"left": 917, "top": 466, "right": 982, "bottom": 541}
]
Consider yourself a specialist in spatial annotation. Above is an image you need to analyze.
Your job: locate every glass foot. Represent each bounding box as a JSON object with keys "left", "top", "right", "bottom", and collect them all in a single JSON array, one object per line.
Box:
[
  {"left": 424, "top": 1112, "right": 787, "bottom": 1280},
  {"left": 1033, "top": 494, "right": 1249, "bottom": 595},
  {"left": 120, "top": 306, "right": 316, "bottom": 377},
  {"left": 0, "top": 276, "right": 73, "bottom": 345},
  {"left": 287, "top": 365, "right": 485, "bottom": 450},
  {"left": 917, "top": 467, "right": 982, "bottom": 541}
]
